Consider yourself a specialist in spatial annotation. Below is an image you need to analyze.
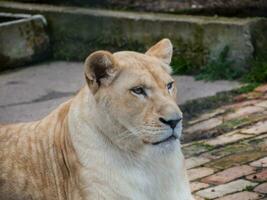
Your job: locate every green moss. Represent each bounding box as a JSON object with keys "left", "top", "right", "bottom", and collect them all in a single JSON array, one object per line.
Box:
[
  {"left": 172, "top": 26, "right": 208, "bottom": 75},
  {"left": 205, "top": 150, "right": 267, "bottom": 170},
  {"left": 52, "top": 34, "right": 146, "bottom": 61},
  {"left": 248, "top": 139, "right": 262, "bottom": 145},
  {"left": 196, "top": 46, "right": 245, "bottom": 81},
  {"left": 237, "top": 83, "right": 260, "bottom": 93},
  {"left": 208, "top": 143, "right": 252, "bottom": 159},
  {"left": 243, "top": 185, "right": 254, "bottom": 192},
  {"left": 218, "top": 118, "right": 250, "bottom": 132},
  {"left": 199, "top": 143, "right": 215, "bottom": 151},
  {"left": 48, "top": 15, "right": 267, "bottom": 85},
  {"left": 172, "top": 45, "right": 248, "bottom": 81},
  {"left": 171, "top": 56, "right": 193, "bottom": 74},
  {"left": 181, "top": 90, "right": 237, "bottom": 121},
  {"left": 182, "top": 142, "right": 214, "bottom": 157},
  {"left": 172, "top": 40, "right": 267, "bottom": 84},
  {"left": 243, "top": 54, "right": 267, "bottom": 83},
  {"left": 0, "top": 54, "right": 11, "bottom": 70}
]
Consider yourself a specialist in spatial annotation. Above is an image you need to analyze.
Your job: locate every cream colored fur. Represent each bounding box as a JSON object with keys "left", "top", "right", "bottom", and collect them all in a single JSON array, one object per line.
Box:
[{"left": 0, "top": 39, "right": 194, "bottom": 200}]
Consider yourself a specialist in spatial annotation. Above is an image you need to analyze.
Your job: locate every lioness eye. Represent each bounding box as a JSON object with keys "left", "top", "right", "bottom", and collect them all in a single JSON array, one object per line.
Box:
[
  {"left": 131, "top": 87, "right": 146, "bottom": 96},
  {"left": 167, "top": 81, "right": 174, "bottom": 90}
]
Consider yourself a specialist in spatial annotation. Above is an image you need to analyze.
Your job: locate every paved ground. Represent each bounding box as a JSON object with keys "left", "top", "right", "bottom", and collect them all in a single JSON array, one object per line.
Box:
[
  {"left": 182, "top": 84, "right": 267, "bottom": 200},
  {"left": 0, "top": 61, "right": 241, "bottom": 123}
]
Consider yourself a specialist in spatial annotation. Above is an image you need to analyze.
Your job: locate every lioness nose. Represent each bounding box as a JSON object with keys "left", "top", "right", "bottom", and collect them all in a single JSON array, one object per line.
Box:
[{"left": 159, "top": 117, "right": 182, "bottom": 129}]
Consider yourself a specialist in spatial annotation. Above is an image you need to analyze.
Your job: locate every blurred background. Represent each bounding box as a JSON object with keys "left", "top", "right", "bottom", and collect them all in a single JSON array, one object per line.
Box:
[
  {"left": 1, "top": 1, "right": 267, "bottom": 198},
  {"left": 1, "top": 0, "right": 267, "bottom": 75},
  {"left": 0, "top": 0, "right": 266, "bottom": 127},
  {"left": 6, "top": 0, "right": 267, "bottom": 17}
]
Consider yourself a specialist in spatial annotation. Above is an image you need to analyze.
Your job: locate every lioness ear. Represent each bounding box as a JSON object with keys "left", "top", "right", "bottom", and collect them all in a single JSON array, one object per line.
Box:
[
  {"left": 145, "top": 38, "right": 173, "bottom": 65},
  {"left": 84, "top": 51, "right": 117, "bottom": 93}
]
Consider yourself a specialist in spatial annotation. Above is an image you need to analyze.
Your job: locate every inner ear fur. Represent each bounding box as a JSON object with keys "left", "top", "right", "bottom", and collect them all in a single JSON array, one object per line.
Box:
[
  {"left": 145, "top": 38, "right": 173, "bottom": 65},
  {"left": 84, "top": 50, "right": 117, "bottom": 93}
]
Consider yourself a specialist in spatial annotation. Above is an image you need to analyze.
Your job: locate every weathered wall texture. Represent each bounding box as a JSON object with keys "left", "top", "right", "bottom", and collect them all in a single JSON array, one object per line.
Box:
[
  {"left": 0, "top": 13, "right": 50, "bottom": 70},
  {"left": 188, "top": 0, "right": 267, "bottom": 17},
  {"left": 6, "top": 0, "right": 267, "bottom": 17},
  {"left": 0, "top": 2, "right": 266, "bottom": 70}
]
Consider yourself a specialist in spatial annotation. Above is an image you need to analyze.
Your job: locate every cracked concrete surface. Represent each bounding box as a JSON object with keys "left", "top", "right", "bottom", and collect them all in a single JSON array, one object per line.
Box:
[{"left": 0, "top": 61, "right": 241, "bottom": 123}]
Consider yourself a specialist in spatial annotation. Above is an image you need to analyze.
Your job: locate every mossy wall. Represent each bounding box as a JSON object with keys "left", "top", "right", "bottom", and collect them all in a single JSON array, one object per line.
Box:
[
  {"left": 0, "top": 2, "right": 266, "bottom": 71},
  {"left": 0, "top": 13, "right": 50, "bottom": 70},
  {"left": 6, "top": 0, "right": 267, "bottom": 17}
]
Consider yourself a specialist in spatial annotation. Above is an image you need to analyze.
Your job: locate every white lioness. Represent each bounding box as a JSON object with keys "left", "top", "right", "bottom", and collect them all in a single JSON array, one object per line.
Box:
[{"left": 0, "top": 39, "right": 194, "bottom": 200}]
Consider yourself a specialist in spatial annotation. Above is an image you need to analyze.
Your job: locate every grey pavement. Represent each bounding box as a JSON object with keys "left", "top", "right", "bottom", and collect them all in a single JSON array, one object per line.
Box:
[{"left": 0, "top": 61, "right": 241, "bottom": 123}]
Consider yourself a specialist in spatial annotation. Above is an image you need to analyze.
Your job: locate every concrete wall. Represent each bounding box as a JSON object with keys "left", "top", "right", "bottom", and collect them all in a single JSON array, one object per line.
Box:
[
  {"left": 6, "top": 0, "right": 267, "bottom": 17},
  {"left": 0, "top": 13, "right": 50, "bottom": 70},
  {"left": 0, "top": 1, "right": 266, "bottom": 70}
]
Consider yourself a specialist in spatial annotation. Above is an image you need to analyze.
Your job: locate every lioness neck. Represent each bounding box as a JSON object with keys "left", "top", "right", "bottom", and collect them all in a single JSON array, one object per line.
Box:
[{"left": 68, "top": 87, "right": 193, "bottom": 200}]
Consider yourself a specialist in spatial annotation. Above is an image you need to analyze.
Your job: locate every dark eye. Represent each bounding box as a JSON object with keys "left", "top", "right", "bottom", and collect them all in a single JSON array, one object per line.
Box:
[
  {"left": 167, "top": 81, "right": 174, "bottom": 90},
  {"left": 131, "top": 87, "right": 146, "bottom": 96}
]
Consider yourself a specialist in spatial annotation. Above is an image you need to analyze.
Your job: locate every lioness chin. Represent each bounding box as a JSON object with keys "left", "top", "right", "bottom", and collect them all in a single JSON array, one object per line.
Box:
[{"left": 0, "top": 39, "right": 194, "bottom": 200}]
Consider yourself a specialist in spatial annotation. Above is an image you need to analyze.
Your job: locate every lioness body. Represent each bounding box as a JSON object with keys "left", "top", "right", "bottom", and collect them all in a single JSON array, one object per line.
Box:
[
  {"left": 0, "top": 100, "right": 83, "bottom": 200},
  {"left": 0, "top": 39, "right": 194, "bottom": 200}
]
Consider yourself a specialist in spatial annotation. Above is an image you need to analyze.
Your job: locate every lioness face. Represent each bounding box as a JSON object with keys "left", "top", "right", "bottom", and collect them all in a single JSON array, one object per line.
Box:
[{"left": 85, "top": 39, "right": 183, "bottom": 152}]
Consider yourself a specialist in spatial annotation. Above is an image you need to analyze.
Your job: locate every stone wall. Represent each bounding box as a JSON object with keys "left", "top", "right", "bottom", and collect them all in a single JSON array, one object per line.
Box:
[
  {"left": 0, "top": 13, "right": 50, "bottom": 70},
  {"left": 0, "top": 2, "right": 266, "bottom": 71},
  {"left": 188, "top": 0, "right": 267, "bottom": 17},
  {"left": 7, "top": 0, "right": 267, "bottom": 17}
]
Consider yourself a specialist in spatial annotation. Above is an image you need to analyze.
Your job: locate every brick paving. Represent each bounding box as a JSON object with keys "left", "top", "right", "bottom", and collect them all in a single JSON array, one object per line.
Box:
[
  {"left": 217, "top": 191, "right": 262, "bottom": 200},
  {"left": 191, "top": 182, "right": 210, "bottom": 193},
  {"left": 201, "top": 165, "right": 255, "bottom": 185},
  {"left": 250, "top": 157, "right": 267, "bottom": 168},
  {"left": 254, "top": 183, "right": 267, "bottom": 194},
  {"left": 182, "top": 84, "right": 267, "bottom": 199},
  {"left": 196, "top": 180, "right": 257, "bottom": 199},
  {"left": 246, "top": 169, "right": 267, "bottom": 182},
  {"left": 188, "top": 167, "right": 215, "bottom": 181}
]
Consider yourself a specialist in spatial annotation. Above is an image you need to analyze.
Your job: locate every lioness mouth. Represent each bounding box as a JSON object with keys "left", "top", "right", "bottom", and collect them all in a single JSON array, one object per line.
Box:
[{"left": 152, "top": 135, "right": 178, "bottom": 145}]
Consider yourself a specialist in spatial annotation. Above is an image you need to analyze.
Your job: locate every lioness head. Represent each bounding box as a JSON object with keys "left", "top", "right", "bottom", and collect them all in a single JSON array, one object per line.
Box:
[{"left": 84, "top": 39, "right": 183, "bottom": 153}]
